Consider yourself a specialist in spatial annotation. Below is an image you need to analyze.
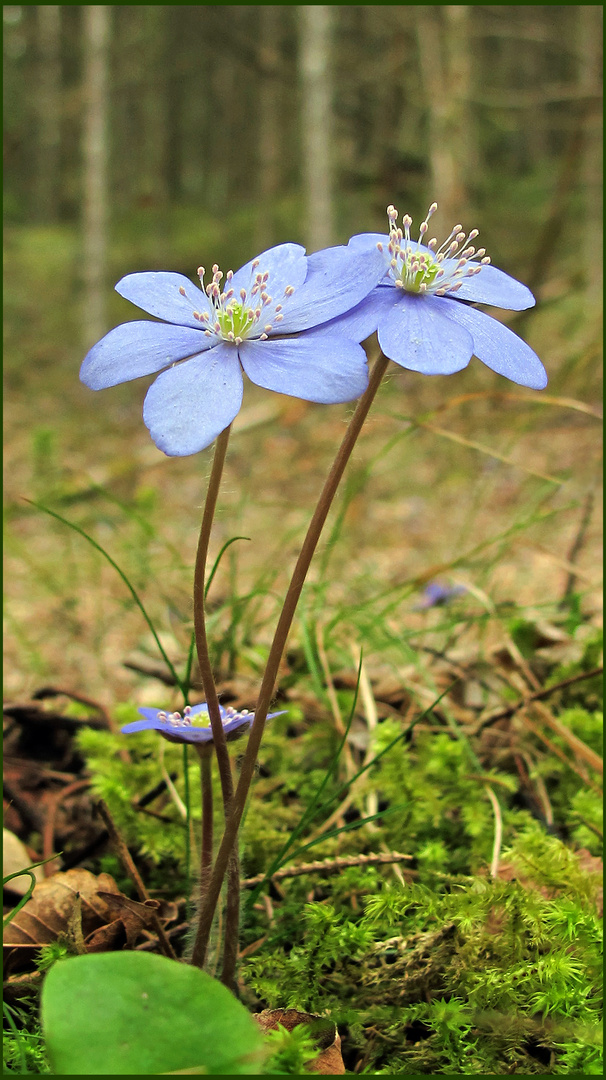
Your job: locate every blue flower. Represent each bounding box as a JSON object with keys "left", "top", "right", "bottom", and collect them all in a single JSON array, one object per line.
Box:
[
  {"left": 80, "top": 243, "right": 386, "bottom": 456},
  {"left": 414, "top": 582, "right": 467, "bottom": 610},
  {"left": 327, "top": 204, "right": 547, "bottom": 389},
  {"left": 121, "top": 703, "right": 285, "bottom": 745}
]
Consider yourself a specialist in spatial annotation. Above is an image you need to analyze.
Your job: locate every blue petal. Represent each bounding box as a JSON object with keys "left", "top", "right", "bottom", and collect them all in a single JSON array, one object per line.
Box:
[
  {"left": 142, "top": 343, "right": 244, "bottom": 456},
  {"left": 80, "top": 321, "right": 212, "bottom": 389},
  {"left": 378, "top": 294, "right": 474, "bottom": 374},
  {"left": 347, "top": 232, "right": 390, "bottom": 253},
  {"left": 321, "top": 285, "right": 396, "bottom": 343},
  {"left": 121, "top": 717, "right": 214, "bottom": 744},
  {"left": 116, "top": 272, "right": 213, "bottom": 328},
  {"left": 277, "top": 245, "right": 388, "bottom": 334},
  {"left": 439, "top": 299, "right": 548, "bottom": 389},
  {"left": 228, "top": 243, "right": 308, "bottom": 303},
  {"left": 443, "top": 262, "right": 535, "bottom": 310},
  {"left": 222, "top": 715, "right": 254, "bottom": 736},
  {"left": 240, "top": 331, "right": 369, "bottom": 404}
]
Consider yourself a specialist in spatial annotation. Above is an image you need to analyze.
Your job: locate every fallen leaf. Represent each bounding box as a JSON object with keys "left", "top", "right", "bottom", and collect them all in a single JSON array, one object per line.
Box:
[{"left": 255, "top": 1008, "right": 345, "bottom": 1074}]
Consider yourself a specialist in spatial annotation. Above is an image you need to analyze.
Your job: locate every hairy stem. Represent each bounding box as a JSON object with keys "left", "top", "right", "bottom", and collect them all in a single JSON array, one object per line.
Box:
[
  {"left": 220, "top": 846, "right": 241, "bottom": 993},
  {"left": 191, "top": 425, "right": 242, "bottom": 979},
  {"left": 197, "top": 746, "right": 214, "bottom": 900},
  {"left": 190, "top": 350, "right": 390, "bottom": 968}
]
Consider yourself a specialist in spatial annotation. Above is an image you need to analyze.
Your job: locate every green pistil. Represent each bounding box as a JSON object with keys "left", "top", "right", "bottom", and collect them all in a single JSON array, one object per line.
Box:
[
  {"left": 407, "top": 259, "right": 440, "bottom": 293},
  {"left": 218, "top": 301, "right": 254, "bottom": 339}
]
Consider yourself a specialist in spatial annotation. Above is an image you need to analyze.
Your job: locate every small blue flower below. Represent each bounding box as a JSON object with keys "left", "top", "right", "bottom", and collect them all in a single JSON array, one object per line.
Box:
[{"left": 121, "top": 702, "right": 285, "bottom": 745}]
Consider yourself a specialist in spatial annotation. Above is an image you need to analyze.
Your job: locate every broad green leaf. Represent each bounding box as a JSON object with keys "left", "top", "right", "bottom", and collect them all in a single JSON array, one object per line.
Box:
[{"left": 41, "top": 952, "right": 265, "bottom": 1075}]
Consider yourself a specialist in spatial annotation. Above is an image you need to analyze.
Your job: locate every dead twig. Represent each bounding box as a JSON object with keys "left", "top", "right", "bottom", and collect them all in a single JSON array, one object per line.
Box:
[
  {"left": 42, "top": 778, "right": 92, "bottom": 873},
  {"left": 95, "top": 799, "right": 178, "bottom": 961},
  {"left": 241, "top": 851, "right": 413, "bottom": 889},
  {"left": 473, "top": 667, "right": 603, "bottom": 733}
]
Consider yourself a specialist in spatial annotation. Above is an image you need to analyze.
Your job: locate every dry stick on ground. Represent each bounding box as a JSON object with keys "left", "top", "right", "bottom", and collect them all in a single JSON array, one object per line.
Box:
[
  {"left": 42, "top": 779, "right": 91, "bottom": 874},
  {"left": 517, "top": 713, "right": 602, "bottom": 793},
  {"left": 33, "top": 685, "right": 130, "bottom": 763},
  {"left": 95, "top": 798, "right": 178, "bottom": 961},
  {"left": 241, "top": 851, "right": 413, "bottom": 889},
  {"left": 473, "top": 667, "right": 603, "bottom": 733}
]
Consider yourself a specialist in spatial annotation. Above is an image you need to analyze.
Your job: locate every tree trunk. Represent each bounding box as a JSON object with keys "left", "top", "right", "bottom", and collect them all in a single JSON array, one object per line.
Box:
[
  {"left": 35, "top": 5, "right": 61, "bottom": 221},
  {"left": 578, "top": 5, "right": 603, "bottom": 301},
  {"left": 416, "top": 5, "right": 471, "bottom": 227},
  {"left": 299, "top": 5, "right": 334, "bottom": 251},
  {"left": 82, "top": 5, "right": 110, "bottom": 346},
  {"left": 256, "top": 6, "right": 282, "bottom": 251}
]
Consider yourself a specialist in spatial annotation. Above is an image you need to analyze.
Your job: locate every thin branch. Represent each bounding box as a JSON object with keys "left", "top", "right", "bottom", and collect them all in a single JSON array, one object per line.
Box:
[
  {"left": 95, "top": 799, "right": 177, "bottom": 961},
  {"left": 241, "top": 850, "right": 413, "bottom": 888},
  {"left": 473, "top": 667, "right": 603, "bottom": 732}
]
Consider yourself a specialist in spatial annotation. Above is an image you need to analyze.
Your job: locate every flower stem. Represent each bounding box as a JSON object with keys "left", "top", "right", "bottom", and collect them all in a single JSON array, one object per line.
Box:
[
  {"left": 193, "top": 425, "right": 233, "bottom": 810},
  {"left": 191, "top": 424, "right": 242, "bottom": 979},
  {"left": 197, "top": 745, "right": 214, "bottom": 898},
  {"left": 190, "top": 349, "right": 390, "bottom": 969}
]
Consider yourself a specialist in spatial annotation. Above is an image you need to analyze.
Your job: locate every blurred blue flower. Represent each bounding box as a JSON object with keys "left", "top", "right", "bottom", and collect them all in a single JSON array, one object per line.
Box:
[
  {"left": 415, "top": 582, "right": 467, "bottom": 610},
  {"left": 80, "top": 243, "right": 386, "bottom": 456},
  {"left": 328, "top": 204, "right": 547, "bottom": 389},
  {"left": 121, "top": 702, "right": 285, "bottom": 746}
]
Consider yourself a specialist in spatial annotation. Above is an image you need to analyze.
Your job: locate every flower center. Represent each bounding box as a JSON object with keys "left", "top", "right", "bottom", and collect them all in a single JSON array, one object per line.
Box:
[
  {"left": 179, "top": 262, "right": 292, "bottom": 345},
  {"left": 156, "top": 705, "right": 251, "bottom": 728},
  {"left": 379, "top": 203, "right": 491, "bottom": 297}
]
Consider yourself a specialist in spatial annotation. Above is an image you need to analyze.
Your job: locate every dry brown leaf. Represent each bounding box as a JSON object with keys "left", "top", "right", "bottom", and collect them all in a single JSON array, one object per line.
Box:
[
  {"left": 4, "top": 868, "right": 120, "bottom": 946},
  {"left": 255, "top": 1008, "right": 345, "bottom": 1074},
  {"left": 96, "top": 891, "right": 164, "bottom": 947}
]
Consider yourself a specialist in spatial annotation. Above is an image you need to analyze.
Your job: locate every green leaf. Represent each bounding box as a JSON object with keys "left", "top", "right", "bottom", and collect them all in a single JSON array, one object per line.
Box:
[{"left": 41, "top": 952, "right": 265, "bottom": 1075}]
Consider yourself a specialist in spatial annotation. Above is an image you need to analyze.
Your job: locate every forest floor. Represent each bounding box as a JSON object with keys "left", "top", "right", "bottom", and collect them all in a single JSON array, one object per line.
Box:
[{"left": 3, "top": 216, "right": 603, "bottom": 1074}]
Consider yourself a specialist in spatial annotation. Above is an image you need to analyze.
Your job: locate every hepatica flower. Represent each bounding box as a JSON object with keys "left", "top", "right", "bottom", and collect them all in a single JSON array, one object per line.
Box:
[
  {"left": 330, "top": 204, "right": 547, "bottom": 389},
  {"left": 80, "top": 243, "right": 385, "bottom": 456},
  {"left": 414, "top": 581, "right": 467, "bottom": 610},
  {"left": 121, "top": 703, "right": 285, "bottom": 746}
]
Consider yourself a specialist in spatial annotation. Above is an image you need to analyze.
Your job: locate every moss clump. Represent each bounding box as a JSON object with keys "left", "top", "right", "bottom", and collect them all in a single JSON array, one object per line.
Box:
[{"left": 246, "top": 825, "right": 602, "bottom": 1074}]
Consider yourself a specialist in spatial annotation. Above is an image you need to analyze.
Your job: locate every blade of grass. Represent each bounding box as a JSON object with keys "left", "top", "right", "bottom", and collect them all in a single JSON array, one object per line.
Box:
[
  {"left": 25, "top": 498, "right": 187, "bottom": 699},
  {"left": 3, "top": 853, "right": 62, "bottom": 928}
]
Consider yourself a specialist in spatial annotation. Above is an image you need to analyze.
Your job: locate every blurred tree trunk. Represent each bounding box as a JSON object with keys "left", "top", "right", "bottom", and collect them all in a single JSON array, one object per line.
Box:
[
  {"left": 82, "top": 5, "right": 110, "bottom": 346},
  {"left": 142, "top": 7, "right": 169, "bottom": 207},
  {"left": 34, "top": 5, "right": 61, "bottom": 221},
  {"left": 299, "top": 5, "right": 334, "bottom": 251},
  {"left": 578, "top": 5, "right": 603, "bottom": 301},
  {"left": 416, "top": 5, "right": 472, "bottom": 225},
  {"left": 256, "top": 6, "right": 281, "bottom": 251}
]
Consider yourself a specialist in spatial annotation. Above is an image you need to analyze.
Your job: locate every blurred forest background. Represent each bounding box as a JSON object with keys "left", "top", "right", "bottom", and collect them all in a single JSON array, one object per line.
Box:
[
  {"left": 4, "top": 4, "right": 603, "bottom": 702},
  {"left": 3, "top": 9, "right": 604, "bottom": 1072}
]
